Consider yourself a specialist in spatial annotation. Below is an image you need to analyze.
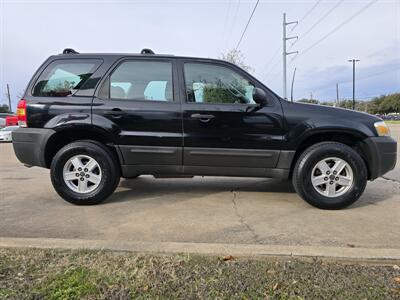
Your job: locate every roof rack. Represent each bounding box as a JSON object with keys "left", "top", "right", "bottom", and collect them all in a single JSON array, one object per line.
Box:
[
  {"left": 141, "top": 48, "right": 155, "bottom": 55},
  {"left": 62, "top": 48, "right": 79, "bottom": 54}
]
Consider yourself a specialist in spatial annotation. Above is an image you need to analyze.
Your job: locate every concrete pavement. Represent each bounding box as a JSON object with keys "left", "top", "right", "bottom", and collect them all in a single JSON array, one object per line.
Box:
[{"left": 0, "top": 125, "right": 399, "bottom": 258}]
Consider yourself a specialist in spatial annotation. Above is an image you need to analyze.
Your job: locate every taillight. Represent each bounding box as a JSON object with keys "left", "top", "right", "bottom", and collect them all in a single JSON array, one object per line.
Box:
[{"left": 17, "top": 99, "right": 27, "bottom": 127}]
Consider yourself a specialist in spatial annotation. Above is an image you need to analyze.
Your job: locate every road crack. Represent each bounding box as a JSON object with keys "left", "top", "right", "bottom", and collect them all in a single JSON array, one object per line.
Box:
[
  {"left": 381, "top": 176, "right": 400, "bottom": 185},
  {"left": 231, "top": 190, "right": 261, "bottom": 244}
]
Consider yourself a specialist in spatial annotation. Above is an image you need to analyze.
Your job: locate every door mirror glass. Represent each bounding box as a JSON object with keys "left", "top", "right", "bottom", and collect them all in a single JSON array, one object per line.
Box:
[{"left": 252, "top": 87, "right": 268, "bottom": 105}]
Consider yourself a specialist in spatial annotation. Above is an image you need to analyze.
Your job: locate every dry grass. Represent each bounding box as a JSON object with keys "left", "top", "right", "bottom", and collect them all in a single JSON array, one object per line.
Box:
[{"left": 0, "top": 247, "right": 399, "bottom": 299}]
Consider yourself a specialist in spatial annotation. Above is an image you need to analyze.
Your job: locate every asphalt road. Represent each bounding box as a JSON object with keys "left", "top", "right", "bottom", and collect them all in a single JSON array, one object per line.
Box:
[{"left": 0, "top": 125, "right": 399, "bottom": 250}]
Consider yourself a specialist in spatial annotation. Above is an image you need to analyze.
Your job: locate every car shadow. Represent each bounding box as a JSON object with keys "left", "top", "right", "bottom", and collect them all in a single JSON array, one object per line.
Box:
[
  {"left": 105, "top": 176, "right": 296, "bottom": 204},
  {"left": 106, "top": 176, "right": 393, "bottom": 209},
  {"left": 349, "top": 187, "right": 394, "bottom": 209}
]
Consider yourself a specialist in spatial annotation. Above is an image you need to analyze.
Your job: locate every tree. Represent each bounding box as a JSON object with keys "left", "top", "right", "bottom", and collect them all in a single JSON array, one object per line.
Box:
[
  {"left": 0, "top": 104, "right": 10, "bottom": 113},
  {"left": 297, "top": 98, "right": 319, "bottom": 104},
  {"left": 320, "top": 101, "right": 334, "bottom": 107},
  {"left": 220, "top": 49, "right": 254, "bottom": 73}
]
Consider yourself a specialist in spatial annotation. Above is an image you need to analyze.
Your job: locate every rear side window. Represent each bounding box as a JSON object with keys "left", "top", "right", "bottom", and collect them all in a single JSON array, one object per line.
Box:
[
  {"left": 33, "top": 59, "right": 102, "bottom": 97},
  {"left": 109, "top": 61, "right": 173, "bottom": 101}
]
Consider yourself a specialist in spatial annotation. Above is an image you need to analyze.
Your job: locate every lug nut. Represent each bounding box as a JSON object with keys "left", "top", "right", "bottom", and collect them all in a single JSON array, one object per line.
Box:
[
  {"left": 75, "top": 173, "right": 79, "bottom": 177},
  {"left": 335, "top": 177, "right": 339, "bottom": 181},
  {"left": 85, "top": 174, "right": 90, "bottom": 178},
  {"left": 324, "top": 177, "right": 328, "bottom": 181},
  {"left": 329, "top": 181, "right": 334, "bottom": 185},
  {"left": 84, "top": 168, "right": 88, "bottom": 172},
  {"left": 78, "top": 167, "right": 82, "bottom": 171},
  {"left": 333, "top": 171, "right": 337, "bottom": 175},
  {"left": 326, "top": 171, "right": 330, "bottom": 175},
  {"left": 80, "top": 177, "right": 84, "bottom": 181}
]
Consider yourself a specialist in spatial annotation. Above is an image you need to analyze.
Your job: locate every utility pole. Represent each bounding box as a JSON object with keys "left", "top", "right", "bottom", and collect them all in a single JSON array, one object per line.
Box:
[
  {"left": 336, "top": 83, "right": 339, "bottom": 105},
  {"left": 282, "top": 13, "right": 298, "bottom": 99},
  {"left": 348, "top": 59, "right": 360, "bottom": 110},
  {"left": 6, "top": 84, "right": 12, "bottom": 113},
  {"left": 290, "top": 67, "right": 297, "bottom": 102}
]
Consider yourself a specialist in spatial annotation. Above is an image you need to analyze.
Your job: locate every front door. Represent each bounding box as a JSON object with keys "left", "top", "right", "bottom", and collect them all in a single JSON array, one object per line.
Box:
[
  {"left": 92, "top": 58, "right": 183, "bottom": 169},
  {"left": 180, "top": 60, "right": 285, "bottom": 173}
]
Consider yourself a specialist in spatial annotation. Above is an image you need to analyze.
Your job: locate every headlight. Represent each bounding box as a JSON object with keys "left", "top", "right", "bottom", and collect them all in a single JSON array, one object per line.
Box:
[{"left": 374, "top": 121, "right": 390, "bottom": 137}]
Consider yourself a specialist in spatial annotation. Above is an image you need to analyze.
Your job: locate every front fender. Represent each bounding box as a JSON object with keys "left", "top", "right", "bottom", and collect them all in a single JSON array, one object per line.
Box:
[{"left": 287, "top": 117, "right": 374, "bottom": 149}]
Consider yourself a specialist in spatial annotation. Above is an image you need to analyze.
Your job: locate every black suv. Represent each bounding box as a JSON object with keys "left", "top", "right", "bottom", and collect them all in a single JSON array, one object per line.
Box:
[{"left": 12, "top": 48, "right": 397, "bottom": 209}]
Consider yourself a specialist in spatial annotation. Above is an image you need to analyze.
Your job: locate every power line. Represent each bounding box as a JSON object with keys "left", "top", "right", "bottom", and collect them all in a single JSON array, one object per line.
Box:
[
  {"left": 224, "top": 0, "right": 241, "bottom": 52},
  {"left": 296, "top": 0, "right": 344, "bottom": 43},
  {"left": 290, "top": 0, "right": 323, "bottom": 32},
  {"left": 235, "top": 0, "right": 260, "bottom": 50},
  {"left": 293, "top": 0, "right": 378, "bottom": 62},
  {"left": 262, "top": 47, "right": 282, "bottom": 75},
  {"left": 262, "top": 0, "right": 321, "bottom": 80},
  {"left": 220, "top": 0, "right": 233, "bottom": 53},
  {"left": 342, "top": 66, "right": 400, "bottom": 84},
  {"left": 312, "top": 66, "right": 400, "bottom": 94}
]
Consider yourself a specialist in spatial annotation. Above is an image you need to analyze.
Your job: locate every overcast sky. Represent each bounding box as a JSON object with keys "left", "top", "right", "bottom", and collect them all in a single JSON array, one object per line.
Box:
[{"left": 1, "top": 0, "right": 399, "bottom": 109}]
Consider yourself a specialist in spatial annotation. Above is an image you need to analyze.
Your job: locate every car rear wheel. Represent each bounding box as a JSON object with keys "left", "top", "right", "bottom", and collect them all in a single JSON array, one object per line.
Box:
[
  {"left": 50, "top": 141, "right": 120, "bottom": 205},
  {"left": 292, "top": 142, "right": 367, "bottom": 209}
]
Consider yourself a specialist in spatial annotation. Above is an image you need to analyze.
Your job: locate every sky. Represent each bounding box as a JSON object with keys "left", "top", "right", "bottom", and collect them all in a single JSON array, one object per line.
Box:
[{"left": 1, "top": 0, "right": 399, "bottom": 110}]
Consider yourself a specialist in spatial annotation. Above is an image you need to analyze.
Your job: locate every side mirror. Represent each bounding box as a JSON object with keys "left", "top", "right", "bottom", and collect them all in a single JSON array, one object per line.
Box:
[{"left": 252, "top": 87, "right": 268, "bottom": 106}]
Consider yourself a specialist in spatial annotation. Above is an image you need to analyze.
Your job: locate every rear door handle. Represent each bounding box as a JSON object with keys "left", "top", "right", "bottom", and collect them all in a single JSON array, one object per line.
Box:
[
  {"left": 190, "top": 113, "right": 215, "bottom": 122},
  {"left": 104, "top": 108, "right": 127, "bottom": 118}
]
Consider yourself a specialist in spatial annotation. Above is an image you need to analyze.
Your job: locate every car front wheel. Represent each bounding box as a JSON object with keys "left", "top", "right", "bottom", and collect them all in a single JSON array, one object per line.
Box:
[
  {"left": 50, "top": 141, "right": 120, "bottom": 205},
  {"left": 292, "top": 142, "right": 368, "bottom": 209}
]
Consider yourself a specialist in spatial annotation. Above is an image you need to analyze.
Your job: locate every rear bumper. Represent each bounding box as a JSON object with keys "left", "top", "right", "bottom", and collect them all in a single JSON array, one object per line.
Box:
[
  {"left": 362, "top": 136, "right": 397, "bottom": 180},
  {"left": 12, "top": 128, "right": 55, "bottom": 168}
]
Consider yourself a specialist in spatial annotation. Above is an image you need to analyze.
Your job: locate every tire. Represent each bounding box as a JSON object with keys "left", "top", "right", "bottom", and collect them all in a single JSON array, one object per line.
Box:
[
  {"left": 292, "top": 142, "right": 367, "bottom": 210},
  {"left": 50, "top": 141, "right": 120, "bottom": 205}
]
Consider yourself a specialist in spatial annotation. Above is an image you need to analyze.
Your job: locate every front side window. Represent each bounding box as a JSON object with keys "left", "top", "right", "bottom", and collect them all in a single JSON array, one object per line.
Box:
[
  {"left": 109, "top": 61, "right": 173, "bottom": 101},
  {"left": 184, "top": 63, "right": 255, "bottom": 104},
  {"left": 33, "top": 59, "right": 101, "bottom": 97}
]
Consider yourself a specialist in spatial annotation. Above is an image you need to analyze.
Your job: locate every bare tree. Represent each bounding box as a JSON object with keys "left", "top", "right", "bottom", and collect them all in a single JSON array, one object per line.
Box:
[{"left": 219, "top": 49, "right": 254, "bottom": 73}]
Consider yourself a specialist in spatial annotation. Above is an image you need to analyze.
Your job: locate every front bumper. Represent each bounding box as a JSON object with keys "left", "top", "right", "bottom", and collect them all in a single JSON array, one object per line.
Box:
[
  {"left": 12, "top": 128, "right": 55, "bottom": 168},
  {"left": 0, "top": 135, "right": 11, "bottom": 141},
  {"left": 362, "top": 136, "right": 397, "bottom": 180}
]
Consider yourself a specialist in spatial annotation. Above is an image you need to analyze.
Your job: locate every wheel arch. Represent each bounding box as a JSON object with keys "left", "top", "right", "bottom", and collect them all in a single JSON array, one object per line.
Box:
[
  {"left": 290, "top": 130, "right": 372, "bottom": 179},
  {"left": 44, "top": 125, "right": 122, "bottom": 168}
]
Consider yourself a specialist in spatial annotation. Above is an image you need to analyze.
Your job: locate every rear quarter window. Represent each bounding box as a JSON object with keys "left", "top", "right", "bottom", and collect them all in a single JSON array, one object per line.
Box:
[{"left": 32, "top": 59, "right": 102, "bottom": 97}]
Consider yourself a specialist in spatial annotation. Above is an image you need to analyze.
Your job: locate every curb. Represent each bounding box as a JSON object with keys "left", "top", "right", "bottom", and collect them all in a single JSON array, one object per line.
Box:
[{"left": 1, "top": 237, "right": 400, "bottom": 262}]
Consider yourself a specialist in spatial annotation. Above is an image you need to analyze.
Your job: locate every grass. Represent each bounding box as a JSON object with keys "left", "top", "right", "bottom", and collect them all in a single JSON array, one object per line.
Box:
[
  {"left": 0, "top": 247, "right": 399, "bottom": 299},
  {"left": 386, "top": 120, "right": 400, "bottom": 124}
]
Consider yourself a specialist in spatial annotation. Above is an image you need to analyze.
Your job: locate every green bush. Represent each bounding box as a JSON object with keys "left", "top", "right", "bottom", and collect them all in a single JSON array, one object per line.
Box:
[{"left": 203, "top": 86, "right": 239, "bottom": 104}]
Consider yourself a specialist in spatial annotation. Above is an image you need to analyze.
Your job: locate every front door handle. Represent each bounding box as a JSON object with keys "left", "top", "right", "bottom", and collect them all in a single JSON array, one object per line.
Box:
[
  {"left": 104, "top": 108, "right": 127, "bottom": 118},
  {"left": 190, "top": 113, "right": 215, "bottom": 122}
]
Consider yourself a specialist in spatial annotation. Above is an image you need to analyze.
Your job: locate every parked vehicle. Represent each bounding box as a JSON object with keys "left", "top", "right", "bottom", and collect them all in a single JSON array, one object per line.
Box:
[
  {"left": 0, "top": 113, "right": 14, "bottom": 129},
  {"left": 12, "top": 49, "right": 397, "bottom": 209},
  {"left": 0, "top": 126, "right": 19, "bottom": 142},
  {"left": 5, "top": 115, "right": 18, "bottom": 126}
]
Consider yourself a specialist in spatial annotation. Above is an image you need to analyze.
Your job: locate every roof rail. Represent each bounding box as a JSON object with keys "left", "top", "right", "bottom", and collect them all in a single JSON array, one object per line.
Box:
[
  {"left": 62, "top": 48, "right": 79, "bottom": 54},
  {"left": 141, "top": 48, "right": 155, "bottom": 55}
]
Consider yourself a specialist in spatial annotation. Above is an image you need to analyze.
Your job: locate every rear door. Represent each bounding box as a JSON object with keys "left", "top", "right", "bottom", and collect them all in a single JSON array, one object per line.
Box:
[{"left": 92, "top": 57, "right": 183, "bottom": 167}]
